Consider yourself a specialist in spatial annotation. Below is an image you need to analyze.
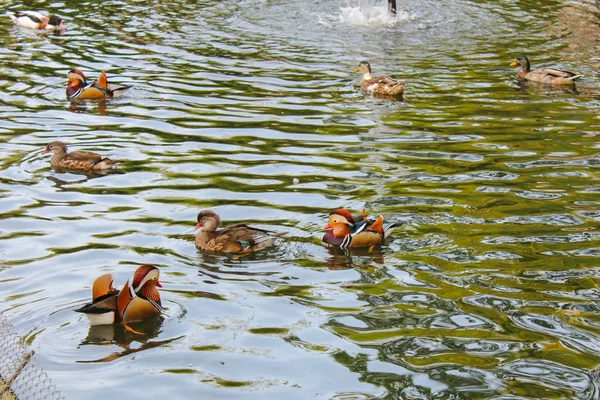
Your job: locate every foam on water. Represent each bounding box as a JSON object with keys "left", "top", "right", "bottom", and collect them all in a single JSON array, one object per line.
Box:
[{"left": 339, "top": 0, "right": 410, "bottom": 26}]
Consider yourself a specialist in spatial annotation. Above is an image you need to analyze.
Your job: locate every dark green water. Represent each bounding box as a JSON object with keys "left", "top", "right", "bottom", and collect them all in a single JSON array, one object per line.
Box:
[{"left": 0, "top": 0, "right": 599, "bottom": 398}]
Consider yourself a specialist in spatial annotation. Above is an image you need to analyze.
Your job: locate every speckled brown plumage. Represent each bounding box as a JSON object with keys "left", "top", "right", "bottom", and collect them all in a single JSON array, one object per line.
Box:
[
  {"left": 353, "top": 61, "right": 405, "bottom": 96},
  {"left": 42, "top": 141, "right": 117, "bottom": 171},
  {"left": 194, "top": 210, "right": 282, "bottom": 253}
]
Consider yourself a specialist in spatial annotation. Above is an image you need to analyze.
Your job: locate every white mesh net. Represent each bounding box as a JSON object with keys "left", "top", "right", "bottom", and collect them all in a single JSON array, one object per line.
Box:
[{"left": 0, "top": 314, "right": 63, "bottom": 400}]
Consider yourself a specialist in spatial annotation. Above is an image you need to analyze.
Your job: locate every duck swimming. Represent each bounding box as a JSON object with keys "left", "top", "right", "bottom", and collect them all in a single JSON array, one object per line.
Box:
[
  {"left": 195, "top": 210, "right": 282, "bottom": 253},
  {"left": 323, "top": 209, "right": 398, "bottom": 250},
  {"left": 510, "top": 55, "right": 581, "bottom": 85},
  {"left": 353, "top": 61, "right": 405, "bottom": 96},
  {"left": 75, "top": 265, "right": 162, "bottom": 326}
]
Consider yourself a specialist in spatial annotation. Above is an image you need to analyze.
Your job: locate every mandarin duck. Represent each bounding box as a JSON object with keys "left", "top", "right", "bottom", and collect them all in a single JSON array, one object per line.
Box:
[
  {"left": 323, "top": 209, "right": 398, "bottom": 249},
  {"left": 67, "top": 69, "right": 132, "bottom": 100},
  {"left": 42, "top": 141, "right": 118, "bottom": 171},
  {"left": 7, "top": 11, "right": 64, "bottom": 31},
  {"left": 510, "top": 56, "right": 581, "bottom": 85},
  {"left": 353, "top": 61, "right": 405, "bottom": 96},
  {"left": 75, "top": 265, "right": 162, "bottom": 325},
  {"left": 194, "top": 210, "right": 282, "bottom": 253}
]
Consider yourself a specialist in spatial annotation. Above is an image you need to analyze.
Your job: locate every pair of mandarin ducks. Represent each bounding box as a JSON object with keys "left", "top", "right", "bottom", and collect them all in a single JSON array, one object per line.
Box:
[
  {"left": 193, "top": 208, "right": 397, "bottom": 253},
  {"left": 78, "top": 208, "right": 397, "bottom": 327}
]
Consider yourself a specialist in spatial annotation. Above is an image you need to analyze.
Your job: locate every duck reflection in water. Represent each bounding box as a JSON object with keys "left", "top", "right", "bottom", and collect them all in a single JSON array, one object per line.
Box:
[
  {"left": 68, "top": 98, "right": 108, "bottom": 116},
  {"left": 515, "top": 79, "right": 579, "bottom": 96},
  {"left": 80, "top": 314, "right": 164, "bottom": 347},
  {"left": 325, "top": 246, "right": 386, "bottom": 270}
]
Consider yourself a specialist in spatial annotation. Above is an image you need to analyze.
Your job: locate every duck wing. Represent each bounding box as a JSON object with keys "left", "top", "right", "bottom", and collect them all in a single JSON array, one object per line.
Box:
[
  {"left": 214, "top": 223, "right": 279, "bottom": 252},
  {"left": 75, "top": 274, "right": 119, "bottom": 314},
  {"left": 94, "top": 71, "right": 132, "bottom": 97},
  {"left": 63, "top": 150, "right": 103, "bottom": 164},
  {"left": 537, "top": 67, "right": 578, "bottom": 79}
]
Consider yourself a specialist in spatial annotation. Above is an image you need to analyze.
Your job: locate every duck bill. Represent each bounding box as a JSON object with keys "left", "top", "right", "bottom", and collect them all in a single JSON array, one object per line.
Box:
[
  {"left": 509, "top": 61, "right": 518, "bottom": 67},
  {"left": 323, "top": 223, "right": 332, "bottom": 230},
  {"left": 194, "top": 222, "right": 203, "bottom": 231},
  {"left": 41, "top": 149, "right": 49, "bottom": 154},
  {"left": 352, "top": 68, "right": 359, "bottom": 73},
  {"left": 156, "top": 281, "right": 162, "bottom": 288}
]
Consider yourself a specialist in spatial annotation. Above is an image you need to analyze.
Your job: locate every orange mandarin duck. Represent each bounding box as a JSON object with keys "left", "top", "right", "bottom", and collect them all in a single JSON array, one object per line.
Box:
[
  {"left": 66, "top": 69, "right": 132, "bottom": 100},
  {"left": 194, "top": 210, "right": 283, "bottom": 253},
  {"left": 75, "top": 265, "right": 162, "bottom": 326},
  {"left": 7, "top": 11, "right": 64, "bottom": 31},
  {"left": 42, "top": 141, "right": 118, "bottom": 171},
  {"left": 510, "top": 56, "right": 581, "bottom": 85},
  {"left": 322, "top": 209, "right": 398, "bottom": 249}
]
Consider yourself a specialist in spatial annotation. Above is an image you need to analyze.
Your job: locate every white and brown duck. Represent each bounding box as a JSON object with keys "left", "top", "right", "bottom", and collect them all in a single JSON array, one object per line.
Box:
[
  {"left": 75, "top": 265, "right": 162, "bottom": 326},
  {"left": 353, "top": 61, "right": 405, "bottom": 96},
  {"left": 42, "top": 141, "right": 117, "bottom": 171},
  {"left": 194, "top": 210, "right": 282, "bottom": 253},
  {"left": 7, "top": 11, "right": 64, "bottom": 31}
]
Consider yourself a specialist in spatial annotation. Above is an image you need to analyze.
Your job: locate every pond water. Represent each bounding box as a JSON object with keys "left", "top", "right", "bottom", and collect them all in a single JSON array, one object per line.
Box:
[{"left": 1, "top": 0, "right": 600, "bottom": 398}]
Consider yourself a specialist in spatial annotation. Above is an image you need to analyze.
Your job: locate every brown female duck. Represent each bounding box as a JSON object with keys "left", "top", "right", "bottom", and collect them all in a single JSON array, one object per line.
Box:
[
  {"left": 42, "top": 141, "right": 117, "bottom": 171},
  {"left": 75, "top": 265, "right": 162, "bottom": 326},
  {"left": 353, "top": 61, "right": 405, "bottom": 96},
  {"left": 322, "top": 209, "right": 398, "bottom": 250},
  {"left": 194, "top": 210, "right": 281, "bottom": 253},
  {"left": 510, "top": 55, "right": 581, "bottom": 85}
]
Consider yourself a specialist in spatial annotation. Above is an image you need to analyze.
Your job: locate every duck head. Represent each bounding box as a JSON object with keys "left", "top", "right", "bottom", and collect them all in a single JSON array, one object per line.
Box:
[
  {"left": 131, "top": 264, "right": 162, "bottom": 309},
  {"left": 195, "top": 210, "right": 221, "bottom": 232},
  {"left": 48, "top": 15, "right": 64, "bottom": 30},
  {"left": 510, "top": 55, "right": 530, "bottom": 72},
  {"left": 42, "top": 140, "right": 67, "bottom": 155},
  {"left": 353, "top": 61, "right": 372, "bottom": 78},
  {"left": 132, "top": 264, "right": 162, "bottom": 293},
  {"left": 67, "top": 69, "right": 87, "bottom": 89},
  {"left": 324, "top": 209, "right": 355, "bottom": 237}
]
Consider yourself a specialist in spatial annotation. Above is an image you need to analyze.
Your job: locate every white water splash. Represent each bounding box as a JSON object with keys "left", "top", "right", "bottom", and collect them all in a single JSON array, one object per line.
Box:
[{"left": 339, "top": 0, "right": 410, "bottom": 26}]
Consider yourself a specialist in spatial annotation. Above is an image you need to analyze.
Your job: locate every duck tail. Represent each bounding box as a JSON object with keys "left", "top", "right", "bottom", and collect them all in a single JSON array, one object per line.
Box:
[
  {"left": 570, "top": 75, "right": 583, "bottom": 82},
  {"left": 108, "top": 84, "right": 133, "bottom": 98},
  {"left": 391, "top": 82, "right": 405, "bottom": 95},
  {"left": 93, "top": 158, "right": 119, "bottom": 170},
  {"left": 382, "top": 221, "right": 401, "bottom": 237},
  {"left": 6, "top": 12, "right": 17, "bottom": 22}
]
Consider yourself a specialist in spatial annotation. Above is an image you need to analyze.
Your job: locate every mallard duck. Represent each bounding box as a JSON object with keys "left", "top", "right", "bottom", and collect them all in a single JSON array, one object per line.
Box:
[
  {"left": 323, "top": 209, "right": 398, "bottom": 249},
  {"left": 75, "top": 265, "right": 162, "bottom": 325},
  {"left": 42, "top": 141, "right": 118, "bottom": 171},
  {"left": 7, "top": 11, "right": 64, "bottom": 31},
  {"left": 510, "top": 56, "right": 581, "bottom": 85},
  {"left": 66, "top": 69, "right": 132, "bottom": 100},
  {"left": 353, "top": 61, "right": 405, "bottom": 96},
  {"left": 195, "top": 210, "right": 282, "bottom": 253}
]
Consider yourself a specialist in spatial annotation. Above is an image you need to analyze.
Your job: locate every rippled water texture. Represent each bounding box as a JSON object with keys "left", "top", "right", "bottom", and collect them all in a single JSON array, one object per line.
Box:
[{"left": 1, "top": 0, "right": 600, "bottom": 398}]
